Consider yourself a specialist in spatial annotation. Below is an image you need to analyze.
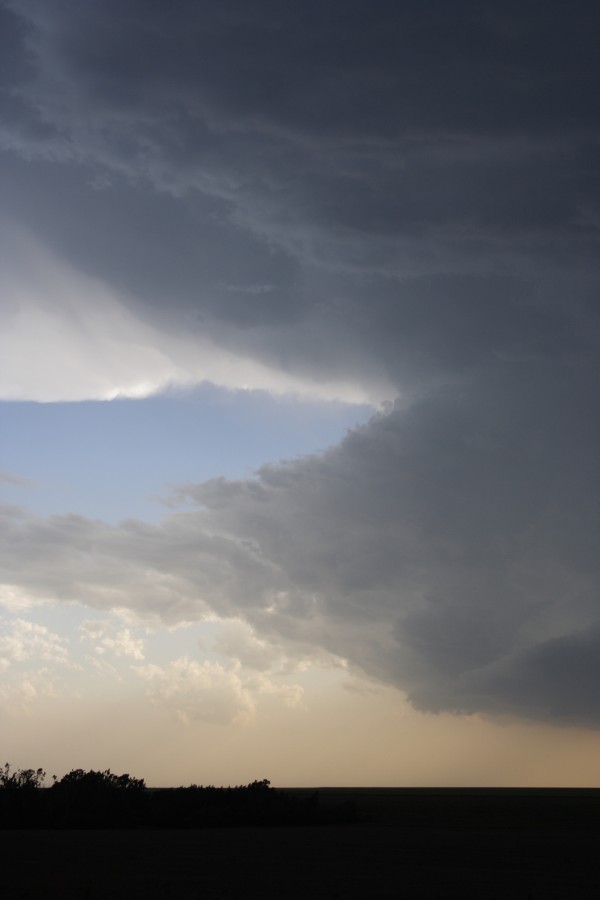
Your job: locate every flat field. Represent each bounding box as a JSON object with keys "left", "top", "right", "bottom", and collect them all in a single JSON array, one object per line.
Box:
[{"left": 2, "top": 789, "right": 600, "bottom": 899}]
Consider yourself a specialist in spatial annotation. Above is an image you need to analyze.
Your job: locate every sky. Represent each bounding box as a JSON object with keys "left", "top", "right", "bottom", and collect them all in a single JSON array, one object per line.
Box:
[{"left": 1, "top": 0, "right": 600, "bottom": 787}]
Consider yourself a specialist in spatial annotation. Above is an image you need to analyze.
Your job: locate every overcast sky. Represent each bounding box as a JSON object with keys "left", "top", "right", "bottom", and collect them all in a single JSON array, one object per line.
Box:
[{"left": 1, "top": 0, "right": 600, "bottom": 786}]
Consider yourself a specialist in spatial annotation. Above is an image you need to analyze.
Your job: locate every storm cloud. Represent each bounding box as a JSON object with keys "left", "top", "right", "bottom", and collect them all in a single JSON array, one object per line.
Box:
[
  {"left": 2, "top": 0, "right": 599, "bottom": 393},
  {"left": 2, "top": 338, "right": 600, "bottom": 724},
  {"left": 1, "top": 1, "right": 600, "bottom": 725}
]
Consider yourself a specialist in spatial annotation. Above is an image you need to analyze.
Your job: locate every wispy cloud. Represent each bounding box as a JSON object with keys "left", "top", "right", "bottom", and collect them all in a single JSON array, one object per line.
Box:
[{"left": 0, "top": 471, "right": 30, "bottom": 487}]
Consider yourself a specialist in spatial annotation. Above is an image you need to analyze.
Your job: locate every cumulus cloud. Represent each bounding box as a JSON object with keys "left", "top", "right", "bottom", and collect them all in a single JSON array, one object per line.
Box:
[
  {"left": 0, "top": 674, "right": 41, "bottom": 715},
  {"left": 0, "top": 663, "right": 71, "bottom": 715},
  {"left": 134, "top": 654, "right": 304, "bottom": 725},
  {"left": 134, "top": 658, "right": 257, "bottom": 726},
  {"left": 0, "top": 617, "right": 69, "bottom": 670},
  {"left": 79, "top": 619, "right": 144, "bottom": 660},
  {"left": 212, "top": 619, "right": 282, "bottom": 672},
  {"left": 243, "top": 672, "right": 304, "bottom": 710}
]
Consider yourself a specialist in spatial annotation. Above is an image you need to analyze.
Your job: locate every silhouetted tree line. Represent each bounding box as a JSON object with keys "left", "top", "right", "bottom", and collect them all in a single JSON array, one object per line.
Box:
[{"left": 0, "top": 764, "right": 355, "bottom": 828}]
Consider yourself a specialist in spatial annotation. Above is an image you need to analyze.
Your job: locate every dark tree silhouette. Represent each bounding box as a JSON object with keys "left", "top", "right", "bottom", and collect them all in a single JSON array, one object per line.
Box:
[
  {"left": 0, "top": 763, "right": 47, "bottom": 825},
  {"left": 0, "top": 763, "right": 46, "bottom": 790},
  {"left": 50, "top": 769, "right": 147, "bottom": 827},
  {"left": 0, "top": 764, "right": 354, "bottom": 828},
  {"left": 54, "top": 768, "right": 145, "bottom": 792}
]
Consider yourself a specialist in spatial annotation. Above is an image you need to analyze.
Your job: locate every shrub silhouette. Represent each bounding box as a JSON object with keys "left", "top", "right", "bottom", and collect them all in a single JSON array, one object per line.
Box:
[
  {"left": 0, "top": 762, "right": 46, "bottom": 790},
  {"left": 0, "top": 764, "right": 355, "bottom": 828},
  {"left": 51, "top": 769, "right": 146, "bottom": 826},
  {"left": 54, "top": 768, "right": 145, "bottom": 792},
  {"left": 0, "top": 763, "right": 47, "bottom": 824}
]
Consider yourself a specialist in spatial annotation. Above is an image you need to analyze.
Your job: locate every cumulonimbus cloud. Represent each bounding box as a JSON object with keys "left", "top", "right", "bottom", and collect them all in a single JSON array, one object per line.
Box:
[{"left": 1, "top": 0, "right": 600, "bottom": 727}]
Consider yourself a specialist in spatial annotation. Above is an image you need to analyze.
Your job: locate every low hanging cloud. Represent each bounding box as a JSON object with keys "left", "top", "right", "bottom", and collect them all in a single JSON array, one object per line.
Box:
[
  {"left": 1, "top": 333, "right": 599, "bottom": 725},
  {"left": 176, "top": 353, "right": 600, "bottom": 725}
]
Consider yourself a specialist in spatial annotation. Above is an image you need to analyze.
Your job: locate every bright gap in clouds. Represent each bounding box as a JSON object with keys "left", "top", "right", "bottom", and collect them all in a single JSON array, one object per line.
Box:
[{"left": 0, "top": 386, "right": 374, "bottom": 523}]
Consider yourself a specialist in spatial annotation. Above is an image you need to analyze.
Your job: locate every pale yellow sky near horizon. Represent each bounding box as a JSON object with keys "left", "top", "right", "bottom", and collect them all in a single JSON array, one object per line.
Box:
[{"left": 4, "top": 649, "right": 600, "bottom": 789}]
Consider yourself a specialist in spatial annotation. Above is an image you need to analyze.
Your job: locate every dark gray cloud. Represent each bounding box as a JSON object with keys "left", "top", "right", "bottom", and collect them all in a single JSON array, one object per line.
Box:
[
  {"left": 2, "top": 0, "right": 599, "bottom": 389},
  {"left": 1, "top": 1, "right": 600, "bottom": 723},
  {"left": 176, "top": 351, "right": 600, "bottom": 723}
]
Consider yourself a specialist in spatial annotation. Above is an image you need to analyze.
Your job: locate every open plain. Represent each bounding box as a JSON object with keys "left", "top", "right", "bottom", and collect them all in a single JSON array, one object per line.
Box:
[{"left": 2, "top": 789, "right": 600, "bottom": 899}]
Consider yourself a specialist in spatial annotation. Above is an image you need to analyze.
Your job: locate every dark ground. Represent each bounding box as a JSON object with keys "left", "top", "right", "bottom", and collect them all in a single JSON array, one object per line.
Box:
[{"left": 2, "top": 789, "right": 600, "bottom": 899}]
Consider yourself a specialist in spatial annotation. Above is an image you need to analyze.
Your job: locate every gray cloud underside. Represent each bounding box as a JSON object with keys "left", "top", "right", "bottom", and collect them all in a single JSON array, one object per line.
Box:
[
  {"left": 1, "top": 1, "right": 600, "bottom": 723},
  {"left": 3, "top": 345, "right": 600, "bottom": 723},
  {"left": 2, "top": 0, "right": 599, "bottom": 388}
]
